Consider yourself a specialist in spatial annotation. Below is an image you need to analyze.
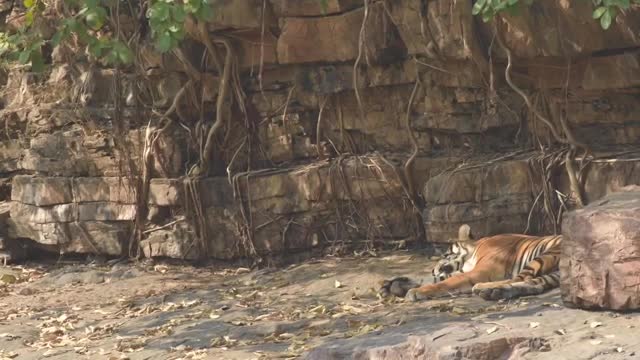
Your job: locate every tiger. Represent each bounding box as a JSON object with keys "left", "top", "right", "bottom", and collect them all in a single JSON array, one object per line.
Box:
[{"left": 378, "top": 224, "right": 562, "bottom": 302}]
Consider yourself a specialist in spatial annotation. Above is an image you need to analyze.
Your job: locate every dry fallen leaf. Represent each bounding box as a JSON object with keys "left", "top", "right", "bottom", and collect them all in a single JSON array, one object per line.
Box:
[
  {"left": 590, "top": 321, "right": 603, "bottom": 329},
  {"left": 451, "top": 307, "right": 468, "bottom": 315},
  {"left": 42, "top": 349, "right": 69, "bottom": 357},
  {"left": 542, "top": 302, "right": 561, "bottom": 308},
  {"left": 235, "top": 268, "right": 250, "bottom": 275},
  {"left": 486, "top": 326, "right": 498, "bottom": 334},
  {"left": 153, "top": 265, "right": 169, "bottom": 274},
  {"left": 211, "top": 336, "right": 237, "bottom": 348},
  {"left": 0, "top": 333, "right": 19, "bottom": 340},
  {"left": 0, "top": 350, "right": 18, "bottom": 359}
]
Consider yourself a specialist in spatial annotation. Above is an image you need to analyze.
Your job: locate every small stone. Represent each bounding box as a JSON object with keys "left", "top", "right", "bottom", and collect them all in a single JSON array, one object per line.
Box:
[{"left": 18, "top": 287, "right": 36, "bottom": 295}]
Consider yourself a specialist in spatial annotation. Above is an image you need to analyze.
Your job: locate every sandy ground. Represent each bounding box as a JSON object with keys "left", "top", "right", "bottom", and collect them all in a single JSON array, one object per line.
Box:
[{"left": 0, "top": 251, "right": 638, "bottom": 360}]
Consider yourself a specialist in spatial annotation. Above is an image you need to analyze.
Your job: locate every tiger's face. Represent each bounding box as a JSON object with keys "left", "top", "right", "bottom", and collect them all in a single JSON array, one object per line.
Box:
[{"left": 432, "top": 243, "right": 470, "bottom": 283}]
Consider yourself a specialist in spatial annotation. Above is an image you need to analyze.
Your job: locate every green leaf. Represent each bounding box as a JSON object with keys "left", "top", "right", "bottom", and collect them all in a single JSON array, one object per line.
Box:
[
  {"left": 156, "top": 32, "right": 173, "bottom": 52},
  {"left": 600, "top": 9, "right": 612, "bottom": 29},
  {"left": 18, "top": 50, "right": 30, "bottom": 64},
  {"left": 593, "top": 6, "right": 607, "bottom": 19},
  {"left": 618, "top": 0, "right": 631, "bottom": 9},
  {"left": 25, "top": 10, "right": 34, "bottom": 26},
  {"left": 151, "top": 3, "right": 170, "bottom": 21},
  {"left": 472, "top": 0, "right": 487, "bottom": 15},
  {"left": 30, "top": 50, "right": 44, "bottom": 72},
  {"left": 118, "top": 46, "right": 134, "bottom": 64},
  {"left": 172, "top": 5, "right": 186, "bottom": 22},
  {"left": 84, "top": 0, "right": 98, "bottom": 9},
  {"left": 64, "top": 18, "right": 81, "bottom": 32},
  {"left": 85, "top": 11, "right": 104, "bottom": 30},
  {"left": 105, "top": 49, "right": 118, "bottom": 64},
  {"left": 88, "top": 40, "right": 104, "bottom": 57},
  {"left": 196, "top": 3, "right": 213, "bottom": 21},
  {"left": 51, "top": 31, "right": 64, "bottom": 46},
  {"left": 23, "top": 0, "right": 34, "bottom": 8}
]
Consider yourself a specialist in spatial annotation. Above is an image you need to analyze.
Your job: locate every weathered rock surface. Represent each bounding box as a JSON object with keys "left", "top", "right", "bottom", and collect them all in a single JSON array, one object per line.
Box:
[
  {"left": 140, "top": 224, "right": 198, "bottom": 260},
  {"left": 9, "top": 176, "right": 136, "bottom": 255},
  {"left": 232, "top": 154, "right": 417, "bottom": 256},
  {"left": 491, "top": 2, "right": 640, "bottom": 58},
  {"left": 423, "top": 159, "right": 537, "bottom": 242},
  {"left": 307, "top": 330, "right": 538, "bottom": 360},
  {"left": 560, "top": 188, "right": 640, "bottom": 311},
  {"left": 355, "top": 334, "right": 540, "bottom": 360},
  {"left": 424, "top": 156, "right": 640, "bottom": 242},
  {"left": 277, "top": 3, "right": 406, "bottom": 64},
  {"left": 0, "top": 201, "right": 25, "bottom": 263},
  {"left": 270, "top": 0, "right": 361, "bottom": 17}
]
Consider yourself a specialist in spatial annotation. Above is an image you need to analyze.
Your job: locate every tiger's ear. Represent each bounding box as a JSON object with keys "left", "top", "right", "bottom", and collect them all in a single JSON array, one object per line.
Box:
[{"left": 458, "top": 224, "right": 472, "bottom": 241}]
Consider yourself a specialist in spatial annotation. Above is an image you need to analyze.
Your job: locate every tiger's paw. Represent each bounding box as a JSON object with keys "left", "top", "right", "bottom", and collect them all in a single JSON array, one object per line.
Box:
[
  {"left": 405, "top": 288, "right": 429, "bottom": 302},
  {"left": 472, "top": 283, "right": 515, "bottom": 301},
  {"left": 377, "top": 277, "right": 419, "bottom": 298}
]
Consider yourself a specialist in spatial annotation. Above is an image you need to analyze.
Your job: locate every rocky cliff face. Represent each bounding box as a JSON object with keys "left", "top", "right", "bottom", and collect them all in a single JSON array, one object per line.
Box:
[{"left": 1, "top": 0, "right": 639, "bottom": 262}]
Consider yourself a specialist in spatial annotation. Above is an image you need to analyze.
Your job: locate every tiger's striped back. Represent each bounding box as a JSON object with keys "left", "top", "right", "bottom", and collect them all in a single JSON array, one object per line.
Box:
[
  {"left": 471, "top": 234, "right": 563, "bottom": 301},
  {"left": 508, "top": 234, "right": 562, "bottom": 279}
]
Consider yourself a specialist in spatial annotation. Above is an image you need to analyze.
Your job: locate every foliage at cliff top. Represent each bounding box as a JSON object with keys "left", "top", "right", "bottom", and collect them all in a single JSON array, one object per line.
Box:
[
  {"left": 0, "top": 0, "right": 637, "bottom": 73},
  {"left": 473, "top": 0, "right": 640, "bottom": 30}
]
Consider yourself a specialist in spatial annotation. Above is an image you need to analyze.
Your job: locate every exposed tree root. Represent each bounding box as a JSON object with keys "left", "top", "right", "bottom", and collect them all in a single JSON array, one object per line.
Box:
[
  {"left": 401, "top": 77, "right": 427, "bottom": 244},
  {"left": 403, "top": 79, "right": 421, "bottom": 205},
  {"left": 197, "top": 37, "right": 233, "bottom": 177},
  {"left": 353, "top": 0, "right": 370, "bottom": 125},
  {"left": 130, "top": 80, "right": 192, "bottom": 257},
  {"left": 494, "top": 20, "right": 590, "bottom": 209},
  {"left": 316, "top": 96, "right": 329, "bottom": 159}
]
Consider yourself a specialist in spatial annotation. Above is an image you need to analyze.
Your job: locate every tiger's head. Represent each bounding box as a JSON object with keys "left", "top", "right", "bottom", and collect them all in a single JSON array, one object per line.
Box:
[{"left": 432, "top": 224, "right": 475, "bottom": 283}]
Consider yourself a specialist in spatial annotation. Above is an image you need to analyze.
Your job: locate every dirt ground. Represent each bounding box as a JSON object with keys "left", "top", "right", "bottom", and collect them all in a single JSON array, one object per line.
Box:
[{"left": 0, "top": 251, "right": 638, "bottom": 360}]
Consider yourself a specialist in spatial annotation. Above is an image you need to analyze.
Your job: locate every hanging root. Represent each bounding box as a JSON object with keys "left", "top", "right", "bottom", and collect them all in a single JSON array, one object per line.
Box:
[
  {"left": 494, "top": 19, "right": 590, "bottom": 209},
  {"left": 402, "top": 77, "right": 426, "bottom": 243},
  {"left": 564, "top": 148, "right": 585, "bottom": 207},
  {"left": 130, "top": 80, "right": 192, "bottom": 257},
  {"left": 316, "top": 96, "right": 329, "bottom": 159},
  {"left": 353, "top": 0, "right": 370, "bottom": 125},
  {"left": 197, "top": 37, "right": 233, "bottom": 176},
  {"left": 403, "top": 79, "right": 421, "bottom": 206}
]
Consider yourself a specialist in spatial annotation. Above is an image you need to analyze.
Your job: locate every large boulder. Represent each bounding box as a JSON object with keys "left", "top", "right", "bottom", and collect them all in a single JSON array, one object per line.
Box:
[
  {"left": 305, "top": 323, "right": 547, "bottom": 360},
  {"left": 560, "top": 187, "right": 640, "bottom": 310}
]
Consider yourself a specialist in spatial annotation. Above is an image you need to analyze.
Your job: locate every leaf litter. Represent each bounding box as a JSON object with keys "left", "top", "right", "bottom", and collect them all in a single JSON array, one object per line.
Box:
[{"left": 3, "top": 255, "right": 628, "bottom": 359}]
